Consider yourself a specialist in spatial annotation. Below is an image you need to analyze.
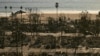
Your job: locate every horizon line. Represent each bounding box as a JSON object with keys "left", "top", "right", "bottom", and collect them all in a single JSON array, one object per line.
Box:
[{"left": 0, "top": 10, "right": 100, "bottom": 17}]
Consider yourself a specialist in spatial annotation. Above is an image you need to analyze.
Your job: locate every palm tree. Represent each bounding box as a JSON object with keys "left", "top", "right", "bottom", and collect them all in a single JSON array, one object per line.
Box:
[
  {"left": 2, "top": 6, "right": 7, "bottom": 49},
  {"left": 28, "top": 8, "right": 33, "bottom": 44},
  {"left": 55, "top": 3, "right": 59, "bottom": 52},
  {"left": 47, "top": 17, "right": 56, "bottom": 32},
  {"left": 12, "top": 30, "right": 29, "bottom": 56},
  {"left": 0, "top": 27, "right": 5, "bottom": 48},
  {"left": 11, "top": 18, "right": 19, "bottom": 56},
  {"left": 10, "top": 6, "right": 13, "bottom": 20},
  {"left": 79, "top": 11, "right": 90, "bottom": 36},
  {"left": 9, "top": 6, "right": 14, "bottom": 30},
  {"left": 55, "top": 2, "right": 59, "bottom": 20},
  {"left": 12, "top": 30, "right": 27, "bottom": 46},
  {"left": 20, "top": 6, "right": 23, "bottom": 23},
  {"left": 95, "top": 12, "right": 100, "bottom": 37},
  {"left": 28, "top": 8, "right": 32, "bottom": 24},
  {"left": 5, "top": 6, "right": 7, "bottom": 17},
  {"left": 10, "top": 6, "right": 12, "bottom": 12},
  {"left": 29, "top": 13, "right": 40, "bottom": 32},
  {"left": 73, "top": 11, "right": 90, "bottom": 56},
  {"left": 19, "top": 6, "right": 23, "bottom": 56},
  {"left": 58, "top": 15, "right": 66, "bottom": 48}
]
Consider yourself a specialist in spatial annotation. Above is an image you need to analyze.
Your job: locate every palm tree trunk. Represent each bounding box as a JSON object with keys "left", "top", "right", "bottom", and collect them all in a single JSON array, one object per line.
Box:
[{"left": 74, "top": 48, "right": 77, "bottom": 56}]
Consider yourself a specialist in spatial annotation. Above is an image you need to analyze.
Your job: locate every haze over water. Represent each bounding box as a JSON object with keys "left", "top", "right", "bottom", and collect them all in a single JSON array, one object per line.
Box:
[{"left": 0, "top": 0, "right": 100, "bottom": 13}]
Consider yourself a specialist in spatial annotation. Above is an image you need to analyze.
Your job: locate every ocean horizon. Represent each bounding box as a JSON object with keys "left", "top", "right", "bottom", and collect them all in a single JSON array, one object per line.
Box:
[
  {"left": 1, "top": 0, "right": 100, "bottom": 17},
  {"left": 0, "top": 10, "right": 99, "bottom": 17}
]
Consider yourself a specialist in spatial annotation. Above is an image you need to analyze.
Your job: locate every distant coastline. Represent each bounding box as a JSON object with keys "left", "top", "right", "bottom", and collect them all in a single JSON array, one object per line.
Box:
[{"left": 0, "top": 10, "right": 100, "bottom": 16}]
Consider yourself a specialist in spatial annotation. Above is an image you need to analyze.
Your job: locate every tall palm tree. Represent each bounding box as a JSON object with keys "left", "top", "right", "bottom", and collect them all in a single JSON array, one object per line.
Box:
[
  {"left": 58, "top": 15, "right": 66, "bottom": 48},
  {"left": 79, "top": 11, "right": 90, "bottom": 36},
  {"left": 3, "top": 6, "right": 7, "bottom": 48},
  {"left": 12, "top": 18, "right": 21, "bottom": 56},
  {"left": 29, "top": 8, "right": 32, "bottom": 24},
  {"left": 95, "top": 12, "right": 100, "bottom": 37},
  {"left": 20, "top": 6, "right": 23, "bottom": 23},
  {"left": 9, "top": 6, "right": 14, "bottom": 30},
  {"left": 20, "top": 6, "right": 23, "bottom": 56},
  {"left": 5, "top": 6, "right": 7, "bottom": 17},
  {"left": 12, "top": 30, "right": 27, "bottom": 56},
  {"left": 55, "top": 2, "right": 59, "bottom": 53},
  {"left": 0, "top": 27, "right": 5, "bottom": 48},
  {"left": 10, "top": 6, "right": 12, "bottom": 12},
  {"left": 55, "top": 2, "right": 59, "bottom": 20},
  {"left": 74, "top": 11, "right": 90, "bottom": 56},
  {"left": 10, "top": 6, "right": 13, "bottom": 20}
]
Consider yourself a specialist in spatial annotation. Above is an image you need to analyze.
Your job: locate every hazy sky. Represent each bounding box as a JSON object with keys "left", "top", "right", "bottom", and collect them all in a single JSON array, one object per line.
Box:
[{"left": 0, "top": 0, "right": 100, "bottom": 12}]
